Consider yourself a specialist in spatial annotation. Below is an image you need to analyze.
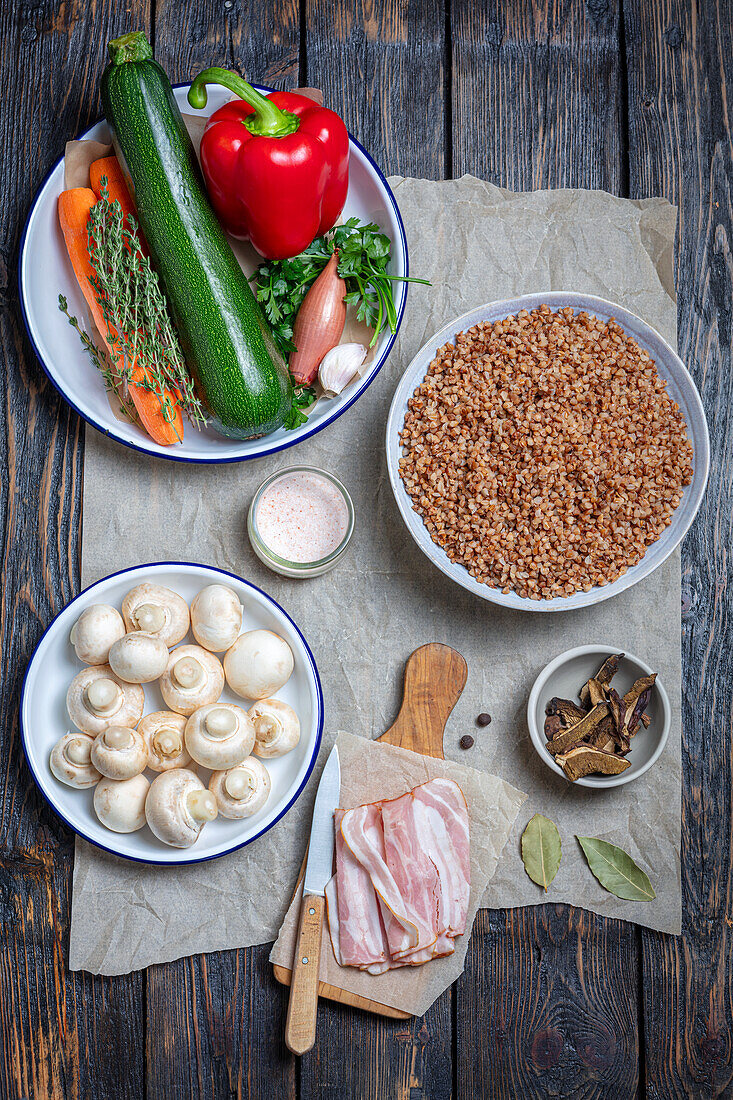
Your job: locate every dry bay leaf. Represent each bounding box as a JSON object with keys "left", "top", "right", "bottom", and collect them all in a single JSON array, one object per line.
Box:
[
  {"left": 576, "top": 836, "right": 656, "bottom": 901},
  {"left": 521, "top": 813, "right": 561, "bottom": 892}
]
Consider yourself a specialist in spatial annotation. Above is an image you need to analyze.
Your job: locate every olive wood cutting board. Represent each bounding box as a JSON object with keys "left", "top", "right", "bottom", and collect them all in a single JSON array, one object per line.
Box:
[{"left": 273, "top": 642, "right": 468, "bottom": 1020}]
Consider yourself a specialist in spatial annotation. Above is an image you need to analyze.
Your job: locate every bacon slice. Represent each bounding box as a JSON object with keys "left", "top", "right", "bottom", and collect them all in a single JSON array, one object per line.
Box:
[
  {"left": 341, "top": 803, "right": 431, "bottom": 956},
  {"left": 331, "top": 779, "right": 471, "bottom": 974},
  {"left": 330, "top": 808, "right": 388, "bottom": 968},
  {"left": 380, "top": 791, "right": 440, "bottom": 958},
  {"left": 412, "top": 779, "right": 471, "bottom": 936}
]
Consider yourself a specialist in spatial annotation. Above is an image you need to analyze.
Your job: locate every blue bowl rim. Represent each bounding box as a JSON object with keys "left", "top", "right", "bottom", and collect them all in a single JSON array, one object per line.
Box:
[
  {"left": 18, "top": 81, "right": 409, "bottom": 465},
  {"left": 19, "top": 560, "right": 325, "bottom": 866}
]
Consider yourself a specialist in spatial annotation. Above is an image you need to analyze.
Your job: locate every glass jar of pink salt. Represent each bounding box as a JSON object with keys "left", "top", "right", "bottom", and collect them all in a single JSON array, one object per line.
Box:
[{"left": 248, "top": 466, "right": 354, "bottom": 578}]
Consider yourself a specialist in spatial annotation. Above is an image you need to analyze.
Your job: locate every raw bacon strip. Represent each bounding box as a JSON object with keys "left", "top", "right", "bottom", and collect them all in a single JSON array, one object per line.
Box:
[
  {"left": 412, "top": 779, "right": 470, "bottom": 936},
  {"left": 380, "top": 792, "right": 440, "bottom": 958},
  {"left": 332, "top": 808, "right": 388, "bottom": 968},
  {"left": 341, "top": 804, "right": 432, "bottom": 956},
  {"left": 324, "top": 875, "right": 343, "bottom": 965}
]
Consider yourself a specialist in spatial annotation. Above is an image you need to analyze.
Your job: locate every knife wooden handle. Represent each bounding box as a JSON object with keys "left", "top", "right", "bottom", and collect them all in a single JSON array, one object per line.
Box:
[{"left": 285, "top": 892, "right": 325, "bottom": 1055}]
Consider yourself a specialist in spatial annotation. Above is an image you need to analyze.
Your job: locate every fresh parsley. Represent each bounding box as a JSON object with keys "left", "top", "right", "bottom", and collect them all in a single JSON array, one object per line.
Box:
[
  {"left": 282, "top": 384, "right": 317, "bottom": 431},
  {"left": 253, "top": 218, "right": 429, "bottom": 362}
]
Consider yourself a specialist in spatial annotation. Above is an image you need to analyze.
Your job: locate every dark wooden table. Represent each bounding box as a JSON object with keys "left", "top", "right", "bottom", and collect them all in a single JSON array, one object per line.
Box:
[{"left": 2, "top": 1, "right": 731, "bottom": 1096}]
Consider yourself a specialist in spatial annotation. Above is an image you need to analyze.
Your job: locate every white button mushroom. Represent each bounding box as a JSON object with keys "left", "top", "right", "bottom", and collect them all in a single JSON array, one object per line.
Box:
[
  {"left": 121, "top": 583, "right": 190, "bottom": 647},
  {"left": 69, "top": 604, "right": 125, "bottom": 665},
  {"left": 138, "top": 711, "right": 191, "bottom": 772},
  {"left": 108, "top": 631, "right": 169, "bottom": 683},
  {"left": 224, "top": 630, "right": 294, "bottom": 700},
  {"left": 248, "top": 699, "right": 301, "bottom": 758},
  {"left": 145, "top": 769, "right": 218, "bottom": 848},
  {"left": 159, "top": 645, "right": 225, "bottom": 716},
  {"left": 190, "top": 584, "right": 244, "bottom": 652},
  {"left": 49, "top": 732, "right": 102, "bottom": 788},
  {"left": 90, "top": 725, "right": 148, "bottom": 780},
  {"left": 208, "top": 758, "right": 271, "bottom": 819},
  {"left": 66, "top": 665, "right": 145, "bottom": 735},
  {"left": 93, "top": 773, "right": 150, "bottom": 833},
  {"left": 184, "top": 703, "right": 255, "bottom": 770}
]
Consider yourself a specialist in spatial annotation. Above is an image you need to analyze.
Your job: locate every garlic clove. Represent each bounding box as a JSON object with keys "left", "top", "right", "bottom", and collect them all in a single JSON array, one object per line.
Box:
[{"left": 318, "top": 343, "right": 367, "bottom": 397}]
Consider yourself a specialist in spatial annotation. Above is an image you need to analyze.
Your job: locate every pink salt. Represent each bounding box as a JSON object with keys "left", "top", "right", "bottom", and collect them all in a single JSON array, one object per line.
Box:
[{"left": 256, "top": 472, "right": 349, "bottom": 564}]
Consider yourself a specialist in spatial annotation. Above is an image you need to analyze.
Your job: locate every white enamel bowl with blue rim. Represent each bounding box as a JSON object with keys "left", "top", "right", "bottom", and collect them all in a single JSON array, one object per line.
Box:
[
  {"left": 19, "top": 83, "right": 407, "bottom": 463},
  {"left": 20, "top": 562, "right": 323, "bottom": 865},
  {"left": 386, "top": 292, "right": 710, "bottom": 612}
]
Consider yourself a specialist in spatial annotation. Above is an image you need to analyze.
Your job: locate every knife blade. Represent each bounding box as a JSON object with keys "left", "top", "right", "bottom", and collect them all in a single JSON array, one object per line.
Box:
[
  {"left": 303, "top": 745, "right": 341, "bottom": 896},
  {"left": 285, "top": 745, "right": 340, "bottom": 1055}
]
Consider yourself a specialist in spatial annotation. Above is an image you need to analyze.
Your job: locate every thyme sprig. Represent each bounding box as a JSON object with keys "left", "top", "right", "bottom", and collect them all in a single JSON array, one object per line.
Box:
[
  {"left": 58, "top": 294, "right": 138, "bottom": 423},
  {"left": 60, "top": 179, "right": 206, "bottom": 434}
]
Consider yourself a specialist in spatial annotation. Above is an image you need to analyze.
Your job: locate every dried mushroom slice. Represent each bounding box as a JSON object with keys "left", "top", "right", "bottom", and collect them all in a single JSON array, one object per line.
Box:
[
  {"left": 640, "top": 712, "right": 652, "bottom": 729},
  {"left": 545, "top": 697, "right": 586, "bottom": 726},
  {"left": 555, "top": 746, "right": 632, "bottom": 782},
  {"left": 623, "top": 675, "right": 656, "bottom": 735},
  {"left": 587, "top": 678, "right": 607, "bottom": 707},
  {"left": 546, "top": 702, "right": 609, "bottom": 756},
  {"left": 544, "top": 714, "right": 565, "bottom": 740},
  {"left": 579, "top": 653, "right": 625, "bottom": 707},
  {"left": 586, "top": 713, "right": 617, "bottom": 753}
]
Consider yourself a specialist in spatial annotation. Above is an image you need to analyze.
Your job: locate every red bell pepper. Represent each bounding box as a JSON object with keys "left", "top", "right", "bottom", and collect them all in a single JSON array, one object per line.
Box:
[{"left": 187, "top": 68, "right": 349, "bottom": 260}]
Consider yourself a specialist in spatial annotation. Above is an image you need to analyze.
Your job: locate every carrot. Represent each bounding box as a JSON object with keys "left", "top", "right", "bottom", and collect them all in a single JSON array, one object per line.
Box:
[
  {"left": 89, "top": 156, "right": 148, "bottom": 254},
  {"left": 57, "top": 187, "right": 183, "bottom": 446}
]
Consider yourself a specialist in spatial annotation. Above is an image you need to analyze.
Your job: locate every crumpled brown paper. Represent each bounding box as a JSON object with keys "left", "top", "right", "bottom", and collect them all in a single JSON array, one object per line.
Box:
[
  {"left": 69, "top": 173, "right": 683, "bottom": 975},
  {"left": 269, "top": 732, "right": 525, "bottom": 1016}
]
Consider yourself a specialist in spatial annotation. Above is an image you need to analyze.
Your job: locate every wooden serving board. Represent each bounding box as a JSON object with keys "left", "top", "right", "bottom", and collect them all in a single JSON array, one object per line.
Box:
[{"left": 273, "top": 642, "right": 468, "bottom": 1020}]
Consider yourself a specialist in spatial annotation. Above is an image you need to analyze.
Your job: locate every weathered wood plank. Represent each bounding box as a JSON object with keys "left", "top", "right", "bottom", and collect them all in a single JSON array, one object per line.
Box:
[
  {"left": 305, "top": 0, "right": 447, "bottom": 180},
  {"left": 0, "top": 1, "right": 150, "bottom": 1096},
  {"left": 451, "top": 4, "right": 640, "bottom": 1097},
  {"left": 144, "top": 6, "right": 300, "bottom": 1098},
  {"left": 452, "top": 0, "right": 623, "bottom": 191},
  {"left": 145, "top": 947, "right": 295, "bottom": 1100},
  {"left": 297, "top": 4, "right": 453, "bottom": 1098},
  {"left": 625, "top": 1, "right": 733, "bottom": 1095}
]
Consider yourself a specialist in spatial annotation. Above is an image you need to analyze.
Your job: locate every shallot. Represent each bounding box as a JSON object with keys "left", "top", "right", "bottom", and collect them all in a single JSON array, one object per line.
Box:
[{"left": 289, "top": 252, "right": 346, "bottom": 385}]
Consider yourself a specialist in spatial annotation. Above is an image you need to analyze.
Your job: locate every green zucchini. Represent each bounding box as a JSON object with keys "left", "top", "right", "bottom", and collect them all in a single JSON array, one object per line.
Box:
[{"left": 101, "top": 31, "right": 292, "bottom": 439}]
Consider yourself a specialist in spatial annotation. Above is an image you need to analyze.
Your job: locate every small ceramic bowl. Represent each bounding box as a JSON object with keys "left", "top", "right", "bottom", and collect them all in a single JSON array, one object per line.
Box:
[{"left": 527, "top": 645, "right": 670, "bottom": 788}]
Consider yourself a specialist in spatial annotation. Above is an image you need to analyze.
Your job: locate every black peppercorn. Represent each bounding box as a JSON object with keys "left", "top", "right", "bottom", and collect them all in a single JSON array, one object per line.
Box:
[
  {"left": 460, "top": 735, "right": 474, "bottom": 750},
  {"left": 476, "top": 713, "right": 492, "bottom": 727}
]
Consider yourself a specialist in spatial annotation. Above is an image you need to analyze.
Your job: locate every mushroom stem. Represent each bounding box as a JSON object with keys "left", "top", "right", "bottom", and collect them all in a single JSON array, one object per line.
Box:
[
  {"left": 85, "top": 677, "right": 123, "bottom": 717},
  {"left": 103, "top": 726, "right": 134, "bottom": 750},
  {"left": 153, "top": 728, "right": 183, "bottom": 758},
  {"left": 65, "top": 737, "right": 92, "bottom": 765},
  {"left": 133, "top": 603, "right": 166, "bottom": 633},
  {"left": 187, "top": 789, "right": 218, "bottom": 823},
  {"left": 224, "top": 768, "right": 254, "bottom": 800},
  {"left": 254, "top": 715, "right": 277, "bottom": 743},
  {"left": 172, "top": 656, "right": 205, "bottom": 690},
  {"left": 204, "top": 707, "right": 238, "bottom": 739}
]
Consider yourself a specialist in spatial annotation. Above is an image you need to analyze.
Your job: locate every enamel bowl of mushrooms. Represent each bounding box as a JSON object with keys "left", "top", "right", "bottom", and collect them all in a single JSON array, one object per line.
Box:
[{"left": 21, "top": 563, "right": 323, "bottom": 863}]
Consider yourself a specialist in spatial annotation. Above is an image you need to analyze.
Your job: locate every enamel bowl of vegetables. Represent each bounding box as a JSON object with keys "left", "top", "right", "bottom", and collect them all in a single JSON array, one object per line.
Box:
[
  {"left": 20, "top": 562, "right": 323, "bottom": 864},
  {"left": 19, "top": 33, "right": 410, "bottom": 463}
]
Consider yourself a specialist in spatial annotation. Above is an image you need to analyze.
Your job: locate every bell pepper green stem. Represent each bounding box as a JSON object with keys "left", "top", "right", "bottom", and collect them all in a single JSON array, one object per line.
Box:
[
  {"left": 187, "top": 67, "right": 300, "bottom": 137},
  {"left": 108, "top": 30, "right": 154, "bottom": 64}
]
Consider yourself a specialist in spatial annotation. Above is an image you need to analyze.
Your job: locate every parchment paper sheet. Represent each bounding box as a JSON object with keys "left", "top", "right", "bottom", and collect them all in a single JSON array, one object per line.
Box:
[
  {"left": 70, "top": 175, "right": 682, "bottom": 975},
  {"left": 269, "top": 732, "right": 526, "bottom": 1016}
]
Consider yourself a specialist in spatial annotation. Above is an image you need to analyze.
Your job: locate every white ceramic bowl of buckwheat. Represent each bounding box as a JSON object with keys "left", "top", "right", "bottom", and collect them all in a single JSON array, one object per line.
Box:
[{"left": 386, "top": 292, "right": 710, "bottom": 613}]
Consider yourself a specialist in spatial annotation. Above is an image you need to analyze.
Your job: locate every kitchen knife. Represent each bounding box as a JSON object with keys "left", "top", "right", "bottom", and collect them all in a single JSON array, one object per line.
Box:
[{"left": 285, "top": 745, "right": 341, "bottom": 1055}]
